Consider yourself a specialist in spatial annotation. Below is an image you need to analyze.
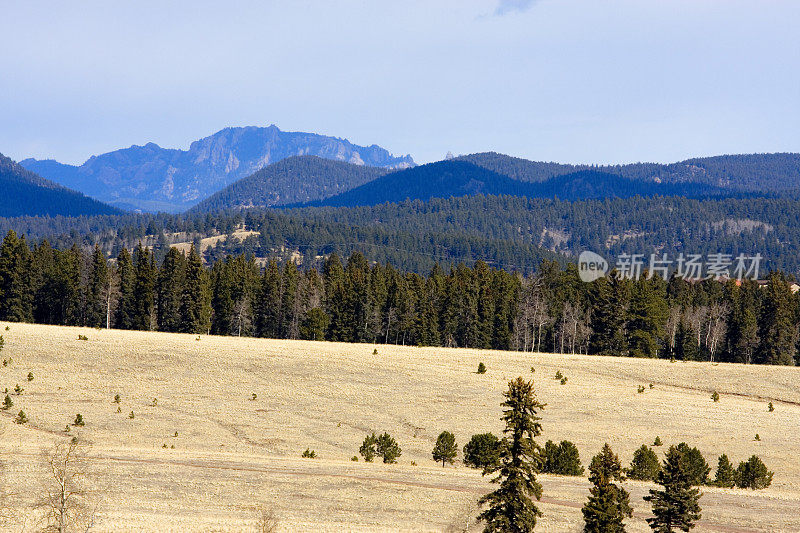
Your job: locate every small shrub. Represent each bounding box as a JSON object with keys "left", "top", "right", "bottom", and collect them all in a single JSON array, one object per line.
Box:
[
  {"left": 653, "top": 436, "right": 662, "bottom": 446},
  {"left": 628, "top": 444, "right": 661, "bottom": 481},
  {"left": 768, "top": 402, "right": 774, "bottom": 412},
  {"left": 64, "top": 425, "right": 71, "bottom": 433},
  {"left": 171, "top": 444, "right": 175, "bottom": 449},
  {"left": 2, "top": 394, "right": 12, "bottom": 410},
  {"left": 540, "top": 440, "right": 584, "bottom": 476},
  {"left": 410, "top": 461, "right": 417, "bottom": 466},
  {"left": 0, "top": 335, "right": 4, "bottom": 351},
  {"left": 637, "top": 385, "right": 645, "bottom": 394},
  {"left": 376, "top": 432, "right": 402, "bottom": 464},
  {"left": 151, "top": 398, "right": 158, "bottom": 407},
  {"left": 129, "top": 411, "right": 135, "bottom": 419},
  {"left": 735, "top": 455, "right": 773, "bottom": 489},
  {"left": 560, "top": 377, "right": 568, "bottom": 385},
  {"left": 174, "top": 431, "right": 179, "bottom": 437},
  {"left": 432, "top": 430, "right": 458, "bottom": 467},
  {"left": 373, "top": 348, "right": 378, "bottom": 355},
  {"left": 162, "top": 443, "right": 168, "bottom": 448},
  {"left": 463, "top": 433, "right": 502, "bottom": 470},
  {"left": 195, "top": 336, "right": 201, "bottom": 341},
  {"left": 4, "top": 326, "right": 8, "bottom": 331},
  {"left": 302, "top": 448, "right": 317, "bottom": 459},
  {"left": 477, "top": 362, "right": 486, "bottom": 374},
  {"left": 351, "top": 456, "right": 358, "bottom": 462},
  {"left": 73, "top": 414, "right": 85, "bottom": 427},
  {"left": 113, "top": 394, "right": 121, "bottom": 404},
  {"left": 2, "top": 360, "right": 6, "bottom": 367},
  {"left": 711, "top": 391, "right": 720, "bottom": 402},
  {"left": 77, "top": 334, "right": 88, "bottom": 341},
  {"left": 649, "top": 383, "right": 654, "bottom": 389},
  {"left": 14, "top": 410, "right": 27, "bottom": 424},
  {"left": 251, "top": 393, "right": 258, "bottom": 401},
  {"left": 27, "top": 372, "right": 34, "bottom": 382},
  {"left": 754, "top": 433, "right": 760, "bottom": 441},
  {"left": 14, "top": 384, "right": 23, "bottom": 395},
  {"left": 555, "top": 370, "right": 563, "bottom": 380},
  {"left": 116, "top": 406, "right": 122, "bottom": 413},
  {"left": 530, "top": 366, "right": 535, "bottom": 373},
  {"left": 714, "top": 454, "right": 736, "bottom": 488}
]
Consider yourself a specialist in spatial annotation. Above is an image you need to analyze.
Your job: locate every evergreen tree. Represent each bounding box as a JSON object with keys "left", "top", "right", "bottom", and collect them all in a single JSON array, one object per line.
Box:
[
  {"left": 464, "top": 433, "right": 502, "bottom": 471},
  {"left": 629, "top": 445, "right": 661, "bottom": 481},
  {"left": 131, "top": 244, "right": 156, "bottom": 330},
  {"left": 375, "top": 432, "right": 401, "bottom": 464},
  {"left": 254, "top": 259, "right": 281, "bottom": 338},
  {"left": 432, "top": 431, "right": 458, "bottom": 467},
  {"left": 346, "top": 252, "right": 373, "bottom": 343},
  {"left": 157, "top": 247, "right": 186, "bottom": 332},
  {"left": 674, "top": 318, "right": 700, "bottom": 361},
  {"left": 0, "top": 230, "right": 34, "bottom": 322},
  {"left": 756, "top": 272, "right": 798, "bottom": 365},
  {"left": 114, "top": 247, "right": 136, "bottom": 329},
  {"left": 582, "top": 443, "right": 632, "bottom": 533},
  {"left": 478, "top": 377, "right": 545, "bottom": 532},
  {"left": 735, "top": 456, "right": 773, "bottom": 489},
  {"left": 627, "top": 275, "right": 668, "bottom": 358},
  {"left": 674, "top": 443, "right": 710, "bottom": 486},
  {"left": 713, "top": 454, "right": 735, "bottom": 488},
  {"left": 180, "top": 244, "right": 212, "bottom": 334},
  {"left": 323, "top": 254, "right": 349, "bottom": 341},
  {"left": 589, "top": 275, "right": 630, "bottom": 356},
  {"left": 279, "top": 261, "right": 301, "bottom": 339},
  {"left": 85, "top": 245, "right": 110, "bottom": 328},
  {"left": 644, "top": 446, "right": 702, "bottom": 532},
  {"left": 540, "top": 440, "right": 584, "bottom": 476},
  {"left": 724, "top": 280, "right": 760, "bottom": 364}
]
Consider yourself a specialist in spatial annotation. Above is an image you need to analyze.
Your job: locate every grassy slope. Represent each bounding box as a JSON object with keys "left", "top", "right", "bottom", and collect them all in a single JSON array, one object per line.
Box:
[{"left": 0, "top": 322, "right": 798, "bottom": 532}]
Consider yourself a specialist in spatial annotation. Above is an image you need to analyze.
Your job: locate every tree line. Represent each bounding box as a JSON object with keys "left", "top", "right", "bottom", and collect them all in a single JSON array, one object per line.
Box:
[{"left": 0, "top": 230, "right": 798, "bottom": 365}]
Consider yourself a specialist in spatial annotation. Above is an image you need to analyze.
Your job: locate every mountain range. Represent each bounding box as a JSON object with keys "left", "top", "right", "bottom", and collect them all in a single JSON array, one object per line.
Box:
[
  {"left": 20, "top": 125, "right": 414, "bottom": 213},
  {"left": 7, "top": 124, "right": 800, "bottom": 219},
  {"left": 0, "top": 153, "right": 119, "bottom": 218}
]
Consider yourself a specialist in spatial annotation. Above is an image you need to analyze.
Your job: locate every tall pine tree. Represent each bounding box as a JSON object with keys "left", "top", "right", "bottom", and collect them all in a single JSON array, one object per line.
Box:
[{"left": 582, "top": 443, "right": 632, "bottom": 533}]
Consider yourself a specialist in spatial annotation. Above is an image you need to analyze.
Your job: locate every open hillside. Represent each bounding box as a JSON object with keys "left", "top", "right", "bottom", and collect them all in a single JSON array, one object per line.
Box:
[
  {"left": 0, "top": 153, "right": 120, "bottom": 218},
  {"left": 1, "top": 322, "right": 798, "bottom": 531}
]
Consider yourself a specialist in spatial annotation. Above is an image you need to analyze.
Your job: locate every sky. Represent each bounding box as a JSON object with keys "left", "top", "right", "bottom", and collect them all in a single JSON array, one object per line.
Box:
[{"left": 1, "top": 0, "right": 798, "bottom": 166}]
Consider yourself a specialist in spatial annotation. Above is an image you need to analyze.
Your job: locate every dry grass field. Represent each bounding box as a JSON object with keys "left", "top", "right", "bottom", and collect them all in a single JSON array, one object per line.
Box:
[{"left": 0, "top": 322, "right": 799, "bottom": 532}]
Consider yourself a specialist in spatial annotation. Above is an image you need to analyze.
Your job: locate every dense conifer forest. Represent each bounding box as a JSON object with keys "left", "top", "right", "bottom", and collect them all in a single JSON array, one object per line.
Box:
[{"left": 1, "top": 230, "right": 797, "bottom": 365}]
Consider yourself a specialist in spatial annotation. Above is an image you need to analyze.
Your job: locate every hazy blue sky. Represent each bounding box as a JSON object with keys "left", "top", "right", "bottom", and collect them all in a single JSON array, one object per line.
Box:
[{"left": 1, "top": 0, "right": 798, "bottom": 165}]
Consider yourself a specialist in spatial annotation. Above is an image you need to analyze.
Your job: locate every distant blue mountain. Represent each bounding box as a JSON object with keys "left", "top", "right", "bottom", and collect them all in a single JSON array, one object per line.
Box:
[
  {"left": 0, "top": 153, "right": 120, "bottom": 218},
  {"left": 20, "top": 125, "right": 414, "bottom": 213}
]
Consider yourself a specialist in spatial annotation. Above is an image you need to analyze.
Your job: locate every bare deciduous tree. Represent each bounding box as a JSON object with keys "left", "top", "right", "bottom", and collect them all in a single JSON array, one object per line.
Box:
[
  {"left": 256, "top": 506, "right": 279, "bottom": 533},
  {"left": 37, "top": 439, "right": 97, "bottom": 533}
]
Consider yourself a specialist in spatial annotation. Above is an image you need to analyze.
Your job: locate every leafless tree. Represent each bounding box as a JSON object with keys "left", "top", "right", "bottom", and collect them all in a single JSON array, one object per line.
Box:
[
  {"left": 665, "top": 306, "right": 682, "bottom": 356},
  {"left": 36, "top": 439, "right": 97, "bottom": 533},
  {"left": 705, "top": 302, "right": 730, "bottom": 362},
  {"left": 255, "top": 506, "right": 279, "bottom": 533}
]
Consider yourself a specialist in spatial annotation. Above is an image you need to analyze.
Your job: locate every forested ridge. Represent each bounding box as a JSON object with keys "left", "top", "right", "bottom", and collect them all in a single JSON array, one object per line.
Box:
[
  {"left": 1, "top": 230, "right": 797, "bottom": 365},
  {"left": 5, "top": 191, "right": 800, "bottom": 274},
  {"left": 0, "top": 153, "right": 120, "bottom": 218},
  {"left": 459, "top": 152, "right": 800, "bottom": 192}
]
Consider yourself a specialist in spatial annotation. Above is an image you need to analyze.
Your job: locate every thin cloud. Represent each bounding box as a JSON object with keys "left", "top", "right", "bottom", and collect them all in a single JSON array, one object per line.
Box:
[{"left": 494, "top": 0, "right": 540, "bottom": 16}]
